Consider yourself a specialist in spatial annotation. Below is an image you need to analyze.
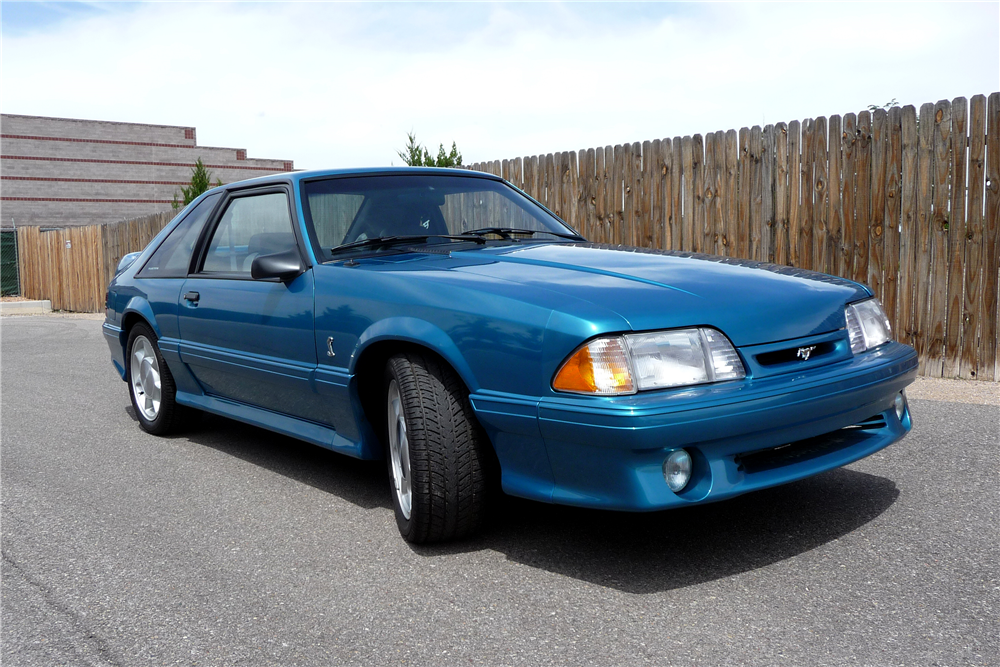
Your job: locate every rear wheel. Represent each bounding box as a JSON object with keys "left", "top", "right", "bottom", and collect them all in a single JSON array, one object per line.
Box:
[
  {"left": 384, "top": 352, "right": 490, "bottom": 543},
  {"left": 127, "top": 322, "right": 190, "bottom": 435}
]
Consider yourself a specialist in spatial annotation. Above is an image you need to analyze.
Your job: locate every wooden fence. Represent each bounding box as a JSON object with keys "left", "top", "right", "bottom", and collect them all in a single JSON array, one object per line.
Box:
[
  {"left": 469, "top": 93, "right": 1000, "bottom": 382},
  {"left": 11, "top": 93, "right": 999, "bottom": 381},
  {"left": 16, "top": 210, "right": 179, "bottom": 313}
]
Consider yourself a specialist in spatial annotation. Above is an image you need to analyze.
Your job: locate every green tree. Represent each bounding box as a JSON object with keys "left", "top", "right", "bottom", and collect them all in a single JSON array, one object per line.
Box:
[
  {"left": 434, "top": 141, "right": 463, "bottom": 168},
  {"left": 173, "top": 158, "right": 222, "bottom": 209},
  {"left": 397, "top": 132, "right": 429, "bottom": 166},
  {"left": 396, "top": 132, "right": 463, "bottom": 167}
]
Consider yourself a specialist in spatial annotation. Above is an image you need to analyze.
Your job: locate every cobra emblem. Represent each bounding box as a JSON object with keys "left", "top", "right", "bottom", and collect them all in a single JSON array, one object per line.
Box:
[{"left": 797, "top": 345, "right": 817, "bottom": 361}]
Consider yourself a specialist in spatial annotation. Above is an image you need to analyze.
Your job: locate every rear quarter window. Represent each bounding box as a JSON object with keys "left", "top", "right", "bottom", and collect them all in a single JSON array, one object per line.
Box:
[{"left": 137, "top": 193, "right": 221, "bottom": 278}]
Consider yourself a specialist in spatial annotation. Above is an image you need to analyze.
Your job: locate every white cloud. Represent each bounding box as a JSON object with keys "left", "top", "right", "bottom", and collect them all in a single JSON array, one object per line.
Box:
[{"left": 2, "top": 2, "right": 997, "bottom": 170}]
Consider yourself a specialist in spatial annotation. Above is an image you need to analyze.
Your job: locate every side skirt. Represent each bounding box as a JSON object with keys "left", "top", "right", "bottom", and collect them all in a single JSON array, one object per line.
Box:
[{"left": 175, "top": 391, "right": 380, "bottom": 460}]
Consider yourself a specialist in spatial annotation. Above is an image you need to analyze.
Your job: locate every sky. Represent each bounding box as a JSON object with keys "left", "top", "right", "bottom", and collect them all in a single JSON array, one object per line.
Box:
[{"left": 2, "top": 1, "right": 998, "bottom": 170}]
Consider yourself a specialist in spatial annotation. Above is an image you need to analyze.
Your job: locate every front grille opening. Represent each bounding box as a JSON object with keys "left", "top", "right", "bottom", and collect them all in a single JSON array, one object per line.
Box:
[
  {"left": 756, "top": 341, "right": 836, "bottom": 366},
  {"left": 735, "top": 413, "right": 884, "bottom": 474}
]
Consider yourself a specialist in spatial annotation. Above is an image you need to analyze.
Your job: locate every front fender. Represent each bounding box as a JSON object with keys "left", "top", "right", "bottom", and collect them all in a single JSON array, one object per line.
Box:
[{"left": 352, "top": 316, "right": 481, "bottom": 393}]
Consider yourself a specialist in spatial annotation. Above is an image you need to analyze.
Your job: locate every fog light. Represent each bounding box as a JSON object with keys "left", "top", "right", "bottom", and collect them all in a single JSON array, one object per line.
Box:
[
  {"left": 894, "top": 391, "right": 907, "bottom": 421},
  {"left": 663, "top": 449, "right": 693, "bottom": 492}
]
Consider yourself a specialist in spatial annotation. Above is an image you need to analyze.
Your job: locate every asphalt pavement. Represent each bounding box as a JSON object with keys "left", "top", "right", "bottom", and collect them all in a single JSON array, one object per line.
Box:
[{"left": 2, "top": 315, "right": 998, "bottom": 666}]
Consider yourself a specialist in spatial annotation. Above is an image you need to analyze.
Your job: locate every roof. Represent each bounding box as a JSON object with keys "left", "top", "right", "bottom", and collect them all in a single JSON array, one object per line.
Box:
[{"left": 216, "top": 166, "right": 501, "bottom": 191}]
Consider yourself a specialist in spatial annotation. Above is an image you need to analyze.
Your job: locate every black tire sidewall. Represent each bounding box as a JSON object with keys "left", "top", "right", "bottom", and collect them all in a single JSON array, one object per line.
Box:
[
  {"left": 382, "top": 352, "right": 491, "bottom": 544},
  {"left": 126, "top": 323, "right": 175, "bottom": 435}
]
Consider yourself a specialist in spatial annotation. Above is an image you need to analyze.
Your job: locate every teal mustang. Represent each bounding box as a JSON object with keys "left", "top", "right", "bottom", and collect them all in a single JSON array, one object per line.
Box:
[{"left": 104, "top": 168, "right": 917, "bottom": 543}]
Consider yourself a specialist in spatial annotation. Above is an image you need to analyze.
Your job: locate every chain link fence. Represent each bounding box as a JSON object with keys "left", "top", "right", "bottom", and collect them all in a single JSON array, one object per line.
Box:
[{"left": 1, "top": 229, "right": 20, "bottom": 296}]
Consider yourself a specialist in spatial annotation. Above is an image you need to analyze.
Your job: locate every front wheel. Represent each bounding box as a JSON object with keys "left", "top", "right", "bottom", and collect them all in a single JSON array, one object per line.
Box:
[{"left": 384, "top": 352, "right": 491, "bottom": 543}]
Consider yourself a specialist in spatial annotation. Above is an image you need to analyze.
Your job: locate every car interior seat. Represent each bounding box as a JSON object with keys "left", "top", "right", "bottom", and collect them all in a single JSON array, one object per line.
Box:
[{"left": 343, "top": 195, "right": 448, "bottom": 244}]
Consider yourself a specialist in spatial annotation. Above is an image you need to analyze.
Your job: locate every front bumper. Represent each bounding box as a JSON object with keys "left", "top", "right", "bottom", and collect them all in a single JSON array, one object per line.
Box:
[{"left": 472, "top": 341, "right": 917, "bottom": 510}]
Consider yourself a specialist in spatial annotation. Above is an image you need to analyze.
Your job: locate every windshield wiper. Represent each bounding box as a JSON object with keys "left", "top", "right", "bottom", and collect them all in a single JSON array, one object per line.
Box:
[
  {"left": 464, "top": 227, "right": 584, "bottom": 241},
  {"left": 328, "top": 234, "right": 487, "bottom": 256}
]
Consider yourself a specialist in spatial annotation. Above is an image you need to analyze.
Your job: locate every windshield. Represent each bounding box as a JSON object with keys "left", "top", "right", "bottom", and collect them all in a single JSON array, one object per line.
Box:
[{"left": 301, "top": 174, "right": 580, "bottom": 260}]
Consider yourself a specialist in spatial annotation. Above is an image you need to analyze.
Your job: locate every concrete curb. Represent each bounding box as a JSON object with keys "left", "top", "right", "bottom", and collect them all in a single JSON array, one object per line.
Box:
[{"left": 1, "top": 300, "right": 53, "bottom": 316}]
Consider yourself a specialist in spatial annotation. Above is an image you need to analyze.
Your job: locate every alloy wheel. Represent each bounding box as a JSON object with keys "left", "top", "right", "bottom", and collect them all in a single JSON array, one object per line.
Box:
[
  {"left": 130, "top": 335, "right": 161, "bottom": 421},
  {"left": 386, "top": 379, "right": 412, "bottom": 519}
]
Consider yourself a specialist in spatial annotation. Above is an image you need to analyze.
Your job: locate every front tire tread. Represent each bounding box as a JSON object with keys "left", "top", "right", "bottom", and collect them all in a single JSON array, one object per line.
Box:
[{"left": 386, "top": 352, "right": 489, "bottom": 543}]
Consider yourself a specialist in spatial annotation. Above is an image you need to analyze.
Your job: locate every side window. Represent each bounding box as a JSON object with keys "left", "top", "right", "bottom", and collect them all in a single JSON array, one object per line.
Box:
[
  {"left": 138, "top": 193, "right": 221, "bottom": 278},
  {"left": 201, "top": 192, "right": 297, "bottom": 274}
]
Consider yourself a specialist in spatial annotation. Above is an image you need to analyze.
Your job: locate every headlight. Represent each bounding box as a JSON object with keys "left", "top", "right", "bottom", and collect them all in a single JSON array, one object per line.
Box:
[
  {"left": 845, "top": 298, "right": 892, "bottom": 354},
  {"left": 552, "top": 327, "right": 745, "bottom": 395}
]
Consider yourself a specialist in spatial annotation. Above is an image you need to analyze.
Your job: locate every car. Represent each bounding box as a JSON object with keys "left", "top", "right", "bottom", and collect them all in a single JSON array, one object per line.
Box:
[{"left": 104, "top": 167, "right": 917, "bottom": 543}]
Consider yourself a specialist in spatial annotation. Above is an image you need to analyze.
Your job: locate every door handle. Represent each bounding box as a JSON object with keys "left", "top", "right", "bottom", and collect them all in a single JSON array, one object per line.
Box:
[{"left": 183, "top": 291, "right": 200, "bottom": 302}]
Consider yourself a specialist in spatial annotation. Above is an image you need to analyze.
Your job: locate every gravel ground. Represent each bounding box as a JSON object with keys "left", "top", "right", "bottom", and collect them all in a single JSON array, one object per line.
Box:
[
  {"left": 906, "top": 375, "right": 999, "bottom": 406},
  {"left": 2, "top": 315, "right": 998, "bottom": 666}
]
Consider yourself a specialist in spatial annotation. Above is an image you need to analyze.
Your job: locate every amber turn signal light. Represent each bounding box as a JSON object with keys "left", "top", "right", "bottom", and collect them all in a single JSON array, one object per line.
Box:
[{"left": 552, "top": 337, "right": 635, "bottom": 395}]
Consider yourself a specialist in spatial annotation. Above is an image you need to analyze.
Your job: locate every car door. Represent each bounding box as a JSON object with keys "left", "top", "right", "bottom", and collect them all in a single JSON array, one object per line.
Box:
[
  {"left": 176, "top": 186, "right": 330, "bottom": 424},
  {"left": 129, "top": 191, "right": 222, "bottom": 345}
]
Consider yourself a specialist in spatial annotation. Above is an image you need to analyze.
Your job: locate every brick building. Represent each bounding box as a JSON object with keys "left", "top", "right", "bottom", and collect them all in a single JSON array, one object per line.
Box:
[{"left": 0, "top": 114, "right": 294, "bottom": 229}]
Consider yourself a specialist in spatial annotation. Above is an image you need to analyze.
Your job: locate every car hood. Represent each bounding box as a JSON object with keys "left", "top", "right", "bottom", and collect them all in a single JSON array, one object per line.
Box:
[{"left": 448, "top": 243, "right": 870, "bottom": 347}]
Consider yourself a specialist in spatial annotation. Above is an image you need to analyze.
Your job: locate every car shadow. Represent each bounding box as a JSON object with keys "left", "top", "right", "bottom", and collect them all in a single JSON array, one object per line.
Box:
[
  {"left": 435, "top": 468, "right": 899, "bottom": 594},
  {"left": 161, "top": 410, "right": 899, "bottom": 594},
  {"left": 175, "top": 413, "right": 391, "bottom": 511}
]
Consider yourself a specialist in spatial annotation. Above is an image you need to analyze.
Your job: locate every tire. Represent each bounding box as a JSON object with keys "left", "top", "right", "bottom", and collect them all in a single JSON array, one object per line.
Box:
[
  {"left": 126, "top": 322, "right": 190, "bottom": 435},
  {"left": 384, "top": 352, "right": 491, "bottom": 543}
]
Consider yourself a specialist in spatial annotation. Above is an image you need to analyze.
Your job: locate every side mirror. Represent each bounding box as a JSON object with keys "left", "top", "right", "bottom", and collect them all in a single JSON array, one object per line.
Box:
[{"left": 251, "top": 249, "right": 304, "bottom": 282}]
